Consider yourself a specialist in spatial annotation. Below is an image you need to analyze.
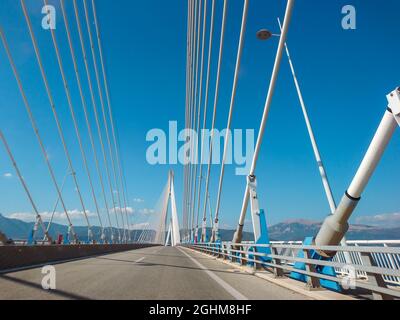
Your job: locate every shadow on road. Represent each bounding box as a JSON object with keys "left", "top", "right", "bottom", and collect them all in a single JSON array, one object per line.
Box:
[
  {"left": 95, "top": 256, "right": 250, "bottom": 276},
  {"left": 0, "top": 274, "right": 91, "bottom": 300}
]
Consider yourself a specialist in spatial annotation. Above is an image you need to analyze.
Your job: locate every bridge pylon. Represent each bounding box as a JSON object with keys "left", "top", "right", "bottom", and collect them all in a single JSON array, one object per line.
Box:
[{"left": 158, "top": 171, "right": 181, "bottom": 246}]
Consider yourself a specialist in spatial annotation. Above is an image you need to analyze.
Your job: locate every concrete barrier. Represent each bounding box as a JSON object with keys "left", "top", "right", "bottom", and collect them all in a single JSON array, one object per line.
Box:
[{"left": 0, "top": 244, "right": 158, "bottom": 272}]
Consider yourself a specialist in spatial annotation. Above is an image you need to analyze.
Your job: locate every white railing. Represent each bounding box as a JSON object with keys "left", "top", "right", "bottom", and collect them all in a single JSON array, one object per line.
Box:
[
  {"left": 256, "top": 240, "right": 400, "bottom": 286},
  {"left": 333, "top": 240, "right": 400, "bottom": 286},
  {"left": 185, "top": 241, "right": 400, "bottom": 300},
  {"left": 269, "top": 240, "right": 400, "bottom": 286}
]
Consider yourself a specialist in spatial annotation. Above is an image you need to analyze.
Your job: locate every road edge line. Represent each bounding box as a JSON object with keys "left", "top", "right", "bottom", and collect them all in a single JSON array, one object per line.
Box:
[{"left": 178, "top": 247, "right": 248, "bottom": 300}]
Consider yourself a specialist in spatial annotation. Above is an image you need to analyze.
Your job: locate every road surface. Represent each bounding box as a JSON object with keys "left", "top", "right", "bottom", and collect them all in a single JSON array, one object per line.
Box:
[{"left": 0, "top": 246, "right": 309, "bottom": 300}]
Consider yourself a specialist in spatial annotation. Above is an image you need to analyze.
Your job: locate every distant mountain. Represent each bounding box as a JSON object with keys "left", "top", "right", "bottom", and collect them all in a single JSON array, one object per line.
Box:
[
  {"left": 0, "top": 214, "right": 254, "bottom": 243},
  {"left": 1, "top": 214, "right": 399, "bottom": 242},
  {"left": 269, "top": 219, "right": 400, "bottom": 241},
  {"left": 204, "top": 228, "right": 254, "bottom": 242},
  {"left": 0, "top": 213, "right": 150, "bottom": 243}
]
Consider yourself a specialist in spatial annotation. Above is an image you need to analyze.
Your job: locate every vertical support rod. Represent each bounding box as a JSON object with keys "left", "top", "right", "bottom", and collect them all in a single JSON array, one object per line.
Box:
[{"left": 233, "top": 0, "right": 295, "bottom": 243}]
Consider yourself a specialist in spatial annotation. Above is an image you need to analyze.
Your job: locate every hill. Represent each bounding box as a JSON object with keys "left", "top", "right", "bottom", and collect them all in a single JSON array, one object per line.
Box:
[{"left": 1, "top": 214, "right": 399, "bottom": 242}]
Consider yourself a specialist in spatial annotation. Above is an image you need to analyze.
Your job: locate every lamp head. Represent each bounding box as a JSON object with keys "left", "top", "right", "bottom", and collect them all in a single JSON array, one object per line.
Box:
[{"left": 256, "top": 29, "right": 272, "bottom": 41}]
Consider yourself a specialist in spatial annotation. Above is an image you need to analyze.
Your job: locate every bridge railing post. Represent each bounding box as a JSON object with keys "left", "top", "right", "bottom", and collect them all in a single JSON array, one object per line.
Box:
[
  {"left": 272, "top": 246, "right": 284, "bottom": 277},
  {"left": 228, "top": 243, "right": 234, "bottom": 262},
  {"left": 253, "top": 246, "right": 262, "bottom": 270},
  {"left": 359, "top": 251, "right": 394, "bottom": 300},
  {"left": 303, "top": 248, "right": 321, "bottom": 290},
  {"left": 231, "top": 244, "right": 238, "bottom": 263},
  {"left": 223, "top": 243, "right": 228, "bottom": 260},
  {"left": 240, "top": 245, "right": 247, "bottom": 266},
  {"left": 216, "top": 244, "right": 220, "bottom": 257}
]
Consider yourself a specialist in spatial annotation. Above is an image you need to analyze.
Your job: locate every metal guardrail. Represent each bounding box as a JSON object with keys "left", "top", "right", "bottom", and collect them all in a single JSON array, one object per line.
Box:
[
  {"left": 333, "top": 241, "right": 400, "bottom": 287},
  {"left": 241, "top": 240, "right": 400, "bottom": 286},
  {"left": 186, "top": 242, "right": 400, "bottom": 300}
]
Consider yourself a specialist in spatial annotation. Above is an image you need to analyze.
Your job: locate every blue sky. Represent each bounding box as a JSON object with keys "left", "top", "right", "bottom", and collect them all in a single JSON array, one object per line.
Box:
[{"left": 0, "top": 0, "right": 399, "bottom": 232}]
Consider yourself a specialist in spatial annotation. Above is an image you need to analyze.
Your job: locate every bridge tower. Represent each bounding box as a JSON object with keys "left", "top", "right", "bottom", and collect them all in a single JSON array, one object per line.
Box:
[{"left": 157, "top": 171, "right": 181, "bottom": 246}]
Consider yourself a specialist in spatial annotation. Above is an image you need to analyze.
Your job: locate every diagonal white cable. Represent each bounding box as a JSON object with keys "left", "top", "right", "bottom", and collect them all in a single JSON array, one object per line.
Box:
[
  {"left": 82, "top": 0, "right": 127, "bottom": 242},
  {"left": 43, "top": 0, "right": 104, "bottom": 240},
  {"left": 20, "top": 0, "right": 93, "bottom": 241},
  {"left": 277, "top": 18, "right": 351, "bottom": 264},
  {"left": 235, "top": 0, "right": 295, "bottom": 241},
  {"left": 0, "top": 130, "right": 51, "bottom": 243},
  {"left": 277, "top": 18, "right": 336, "bottom": 211},
  {"left": 201, "top": 0, "right": 228, "bottom": 238},
  {"left": 185, "top": 0, "right": 196, "bottom": 239},
  {"left": 186, "top": 0, "right": 197, "bottom": 239},
  {"left": 193, "top": 0, "right": 208, "bottom": 236},
  {"left": 92, "top": 0, "right": 132, "bottom": 243},
  {"left": 45, "top": 168, "right": 70, "bottom": 237},
  {"left": 190, "top": 0, "right": 203, "bottom": 238},
  {"left": 186, "top": 0, "right": 195, "bottom": 238},
  {"left": 188, "top": 0, "right": 200, "bottom": 238},
  {"left": 72, "top": 0, "right": 121, "bottom": 241},
  {"left": 213, "top": 0, "right": 249, "bottom": 240},
  {"left": 207, "top": 190, "right": 214, "bottom": 229},
  {"left": 190, "top": 0, "right": 203, "bottom": 232},
  {"left": 0, "top": 28, "right": 78, "bottom": 242},
  {"left": 183, "top": 0, "right": 194, "bottom": 238},
  {"left": 119, "top": 154, "right": 133, "bottom": 241},
  {"left": 197, "top": 0, "right": 215, "bottom": 242},
  {"left": 60, "top": 0, "right": 114, "bottom": 242}
]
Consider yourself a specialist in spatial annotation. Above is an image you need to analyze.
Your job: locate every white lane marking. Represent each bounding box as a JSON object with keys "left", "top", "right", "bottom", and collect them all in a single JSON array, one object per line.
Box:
[
  {"left": 135, "top": 257, "right": 146, "bottom": 263},
  {"left": 178, "top": 247, "right": 248, "bottom": 300},
  {"left": 134, "top": 246, "right": 163, "bottom": 263}
]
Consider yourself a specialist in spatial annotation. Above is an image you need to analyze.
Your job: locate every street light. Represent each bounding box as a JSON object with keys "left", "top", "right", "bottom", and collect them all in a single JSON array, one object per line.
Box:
[
  {"left": 256, "top": 29, "right": 280, "bottom": 41},
  {"left": 256, "top": 19, "right": 353, "bottom": 265}
]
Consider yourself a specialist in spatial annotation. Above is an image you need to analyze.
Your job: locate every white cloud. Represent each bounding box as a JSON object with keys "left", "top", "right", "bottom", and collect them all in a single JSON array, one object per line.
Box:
[
  {"left": 110, "top": 206, "right": 134, "bottom": 214},
  {"left": 125, "top": 207, "right": 134, "bottom": 214},
  {"left": 9, "top": 209, "right": 97, "bottom": 222},
  {"left": 355, "top": 212, "right": 400, "bottom": 227},
  {"left": 133, "top": 198, "right": 145, "bottom": 203},
  {"left": 3, "top": 173, "right": 12, "bottom": 178},
  {"left": 8, "top": 212, "right": 34, "bottom": 221},
  {"left": 110, "top": 207, "right": 155, "bottom": 216},
  {"left": 139, "top": 208, "right": 155, "bottom": 215},
  {"left": 129, "top": 222, "right": 150, "bottom": 230}
]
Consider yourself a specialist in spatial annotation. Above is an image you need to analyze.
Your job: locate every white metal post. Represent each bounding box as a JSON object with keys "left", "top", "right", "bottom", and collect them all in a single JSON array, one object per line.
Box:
[
  {"left": 248, "top": 175, "right": 262, "bottom": 241},
  {"left": 316, "top": 87, "right": 400, "bottom": 257},
  {"left": 233, "top": 0, "right": 295, "bottom": 243}
]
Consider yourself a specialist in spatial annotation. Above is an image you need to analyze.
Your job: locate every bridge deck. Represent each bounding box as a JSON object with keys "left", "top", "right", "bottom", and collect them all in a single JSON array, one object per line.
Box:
[{"left": 0, "top": 246, "right": 309, "bottom": 300}]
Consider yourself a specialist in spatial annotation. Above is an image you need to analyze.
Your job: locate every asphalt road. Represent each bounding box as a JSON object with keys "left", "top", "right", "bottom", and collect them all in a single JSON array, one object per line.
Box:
[{"left": 0, "top": 246, "right": 309, "bottom": 300}]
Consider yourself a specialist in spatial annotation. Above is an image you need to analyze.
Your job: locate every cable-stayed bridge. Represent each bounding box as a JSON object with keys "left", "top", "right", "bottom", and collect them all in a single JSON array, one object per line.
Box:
[{"left": 0, "top": 0, "right": 399, "bottom": 301}]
